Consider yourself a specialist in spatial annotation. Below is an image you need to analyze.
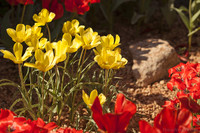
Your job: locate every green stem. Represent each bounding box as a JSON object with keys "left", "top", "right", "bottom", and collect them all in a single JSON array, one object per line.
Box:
[
  {"left": 104, "top": 69, "right": 109, "bottom": 96},
  {"left": 46, "top": 24, "right": 51, "bottom": 42},
  {"left": 20, "top": 5, "right": 26, "bottom": 23},
  {"left": 188, "top": 35, "right": 192, "bottom": 53},
  {"left": 78, "top": 48, "right": 84, "bottom": 69},
  {"left": 71, "top": 91, "right": 78, "bottom": 122},
  {"left": 188, "top": 0, "right": 192, "bottom": 53},
  {"left": 41, "top": 72, "right": 45, "bottom": 118}
]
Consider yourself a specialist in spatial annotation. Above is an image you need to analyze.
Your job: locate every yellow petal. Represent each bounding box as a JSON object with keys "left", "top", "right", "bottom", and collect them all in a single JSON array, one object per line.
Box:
[
  {"left": 35, "top": 49, "right": 44, "bottom": 62},
  {"left": 90, "top": 89, "right": 98, "bottom": 104},
  {"left": 0, "top": 50, "right": 17, "bottom": 64},
  {"left": 24, "top": 62, "right": 39, "bottom": 70},
  {"left": 98, "top": 93, "right": 106, "bottom": 105},
  {"left": 22, "top": 47, "right": 34, "bottom": 61},
  {"left": 7, "top": 29, "right": 16, "bottom": 42},
  {"left": 82, "top": 90, "right": 90, "bottom": 106},
  {"left": 13, "top": 43, "right": 23, "bottom": 61},
  {"left": 48, "top": 12, "right": 55, "bottom": 22}
]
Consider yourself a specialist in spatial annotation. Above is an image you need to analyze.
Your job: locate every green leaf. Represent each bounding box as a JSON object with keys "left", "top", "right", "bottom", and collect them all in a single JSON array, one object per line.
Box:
[
  {"left": 9, "top": 98, "right": 23, "bottom": 110},
  {"left": 174, "top": 7, "right": 190, "bottom": 30},
  {"left": 131, "top": 12, "right": 144, "bottom": 25},
  {"left": 191, "top": 9, "right": 200, "bottom": 23},
  {"left": 188, "top": 26, "right": 200, "bottom": 36}
]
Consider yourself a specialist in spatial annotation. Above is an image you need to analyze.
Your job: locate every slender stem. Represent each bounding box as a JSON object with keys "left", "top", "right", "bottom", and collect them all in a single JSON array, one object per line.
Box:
[
  {"left": 78, "top": 48, "right": 84, "bottom": 69},
  {"left": 81, "top": 49, "right": 87, "bottom": 67},
  {"left": 46, "top": 24, "right": 51, "bottom": 42},
  {"left": 71, "top": 91, "right": 78, "bottom": 122},
  {"left": 188, "top": 0, "right": 192, "bottom": 53},
  {"left": 104, "top": 69, "right": 109, "bottom": 96},
  {"left": 188, "top": 35, "right": 192, "bottom": 53},
  {"left": 20, "top": 5, "right": 26, "bottom": 23},
  {"left": 41, "top": 72, "right": 45, "bottom": 118}
]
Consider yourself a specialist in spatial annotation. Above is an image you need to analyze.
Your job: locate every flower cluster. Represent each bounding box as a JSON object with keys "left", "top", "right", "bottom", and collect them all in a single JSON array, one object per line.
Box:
[
  {"left": 0, "top": 8, "right": 129, "bottom": 131},
  {"left": 1, "top": 8, "right": 127, "bottom": 72},
  {"left": 163, "top": 62, "right": 200, "bottom": 109},
  {"left": 0, "top": 93, "right": 135, "bottom": 133},
  {"left": 0, "top": 109, "right": 83, "bottom": 133}
]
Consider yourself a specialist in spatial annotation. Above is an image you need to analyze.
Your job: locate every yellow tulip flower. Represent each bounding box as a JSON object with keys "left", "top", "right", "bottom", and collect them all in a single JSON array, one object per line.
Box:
[
  {"left": 82, "top": 89, "right": 106, "bottom": 108},
  {"left": 26, "top": 25, "right": 43, "bottom": 40},
  {"left": 94, "top": 34, "right": 120, "bottom": 55},
  {"left": 0, "top": 43, "right": 33, "bottom": 64},
  {"left": 26, "top": 37, "right": 48, "bottom": 51},
  {"left": 62, "top": 19, "right": 85, "bottom": 36},
  {"left": 7, "top": 24, "right": 31, "bottom": 43},
  {"left": 76, "top": 28, "right": 101, "bottom": 50},
  {"left": 33, "top": 9, "right": 55, "bottom": 26},
  {"left": 62, "top": 33, "right": 82, "bottom": 53},
  {"left": 94, "top": 48, "right": 128, "bottom": 69},
  {"left": 24, "top": 49, "right": 56, "bottom": 72}
]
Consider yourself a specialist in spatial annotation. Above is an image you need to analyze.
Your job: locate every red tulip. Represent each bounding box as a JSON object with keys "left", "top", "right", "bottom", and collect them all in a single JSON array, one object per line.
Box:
[
  {"left": 64, "top": 0, "right": 100, "bottom": 15},
  {"left": 91, "top": 93, "right": 136, "bottom": 133},
  {"left": 139, "top": 108, "right": 193, "bottom": 133}
]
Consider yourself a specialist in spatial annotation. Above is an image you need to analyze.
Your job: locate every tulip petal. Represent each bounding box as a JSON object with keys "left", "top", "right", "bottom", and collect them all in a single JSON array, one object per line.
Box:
[{"left": 0, "top": 50, "right": 17, "bottom": 63}]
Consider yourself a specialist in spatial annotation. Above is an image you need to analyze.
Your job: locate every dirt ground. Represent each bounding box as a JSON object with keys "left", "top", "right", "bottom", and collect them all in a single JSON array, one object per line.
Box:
[{"left": 0, "top": 17, "right": 200, "bottom": 132}]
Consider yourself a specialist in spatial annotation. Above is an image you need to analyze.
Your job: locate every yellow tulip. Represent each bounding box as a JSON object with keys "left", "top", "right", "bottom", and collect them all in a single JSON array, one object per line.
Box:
[
  {"left": 62, "top": 33, "right": 82, "bottom": 53},
  {"left": 7, "top": 24, "right": 31, "bottom": 43},
  {"left": 76, "top": 28, "right": 101, "bottom": 50},
  {"left": 94, "top": 34, "right": 120, "bottom": 55},
  {"left": 33, "top": 9, "right": 55, "bottom": 26},
  {"left": 26, "top": 25, "right": 43, "bottom": 41},
  {"left": 94, "top": 48, "right": 128, "bottom": 69},
  {"left": 62, "top": 19, "right": 85, "bottom": 36},
  {"left": 24, "top": 49, "right": 56, "bottom": 72},
  {"left": 26, "top": 37, "right": 48, "bottom": 51},
  {"left": 0, "top": 43, "right": 33, "bottom": 64},
  {"left": 82, "top": 89, "right": 106, "bottom": 108}
]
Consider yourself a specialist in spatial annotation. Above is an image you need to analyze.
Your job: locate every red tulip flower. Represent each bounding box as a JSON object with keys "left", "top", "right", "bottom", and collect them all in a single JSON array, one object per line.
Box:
[
  {"left": 64, "top": 0, "right": 100, "bottom": 15},
  {"left": 91, "top": 93, "right": 136, "bottom": 133},
  {"left": 0, "top": 109, "right": 32, "bottom": 133},
  {"left": 42, "top": 0, "right": 64, "bottom": 20},
  {"left": 139, "top": 107, "right": 193, "bottom": 133}
]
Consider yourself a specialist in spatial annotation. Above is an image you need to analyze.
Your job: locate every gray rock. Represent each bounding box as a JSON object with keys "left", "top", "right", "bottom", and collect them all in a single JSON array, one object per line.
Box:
[{"left": 129, "top": 39, "right": 180, "bottom": 87}]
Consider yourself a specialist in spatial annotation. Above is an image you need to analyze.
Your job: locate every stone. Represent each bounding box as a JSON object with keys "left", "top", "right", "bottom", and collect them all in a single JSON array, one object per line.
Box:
[{"left": 129, "top": 39, "right": 180, "bottom": 87}]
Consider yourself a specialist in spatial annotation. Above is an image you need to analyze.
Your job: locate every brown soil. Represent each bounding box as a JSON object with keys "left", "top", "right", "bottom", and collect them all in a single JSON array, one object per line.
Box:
[{"left": 0, "top": 18, "right": 200, "bottom": 133}]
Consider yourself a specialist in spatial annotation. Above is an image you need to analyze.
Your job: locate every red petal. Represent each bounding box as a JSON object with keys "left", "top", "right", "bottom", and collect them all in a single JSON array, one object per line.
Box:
[{"left": 139, "top": 120, "right": 160, "bottom": 133}]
